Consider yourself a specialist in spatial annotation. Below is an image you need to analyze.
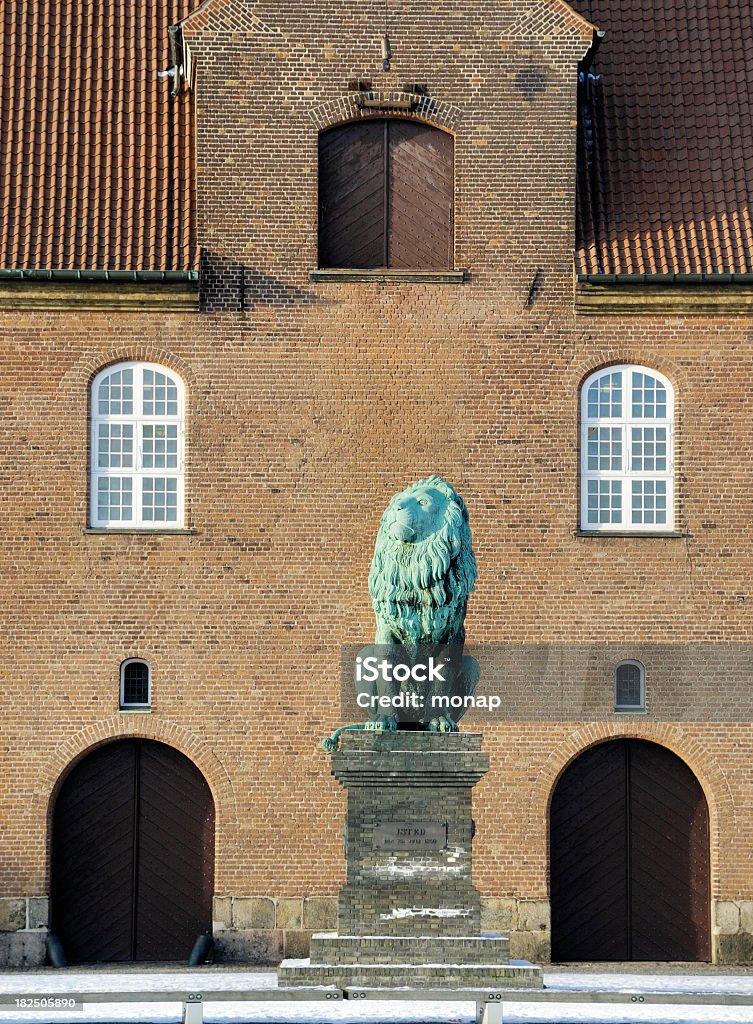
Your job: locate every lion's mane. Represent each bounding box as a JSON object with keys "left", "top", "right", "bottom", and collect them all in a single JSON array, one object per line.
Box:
[{"left": 368, "top": 475, "right": 477, "bottom": 645}]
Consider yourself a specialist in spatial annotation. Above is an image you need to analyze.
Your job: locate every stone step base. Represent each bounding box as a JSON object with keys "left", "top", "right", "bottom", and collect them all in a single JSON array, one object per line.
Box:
[
  {"left": 309, "top": 932, "right": 510, "bottom": 965},
  {"left": 278, "top": 959, "right": 543, "bottom": 990}
]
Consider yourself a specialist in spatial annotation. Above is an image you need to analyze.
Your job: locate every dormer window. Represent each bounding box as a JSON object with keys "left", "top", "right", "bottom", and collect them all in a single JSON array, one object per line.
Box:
[{"left": 318, "top": 118, "right": 454, "bottom": 269}]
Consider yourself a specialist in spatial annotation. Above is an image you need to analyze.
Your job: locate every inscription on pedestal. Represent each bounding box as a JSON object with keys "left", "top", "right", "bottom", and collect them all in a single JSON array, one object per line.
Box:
[{"left": 373, "top": 821, "right": 447, "bottom": 850}]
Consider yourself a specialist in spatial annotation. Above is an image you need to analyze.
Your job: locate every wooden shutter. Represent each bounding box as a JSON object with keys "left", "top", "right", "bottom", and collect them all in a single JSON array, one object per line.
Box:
[
  {"left": 318, "top": 120, "right": 386, "bottom": 268},
  {"left": 52, "top": 739, "right": 214, "bottom": 963},
  {"left": 318, "top": 118, "right": 453, "bottom": 269},
  {"left": 388, "top": 119, "right": 453, "bottom": 268},
  {"left": 550, "top": 740, "right": 710, "bottom": 962}
]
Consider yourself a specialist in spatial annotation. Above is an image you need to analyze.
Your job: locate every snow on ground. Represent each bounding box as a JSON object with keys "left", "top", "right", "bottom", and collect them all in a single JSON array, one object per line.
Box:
[{"left": 0, "top": 970, "right": 751, "bottom": 1024}]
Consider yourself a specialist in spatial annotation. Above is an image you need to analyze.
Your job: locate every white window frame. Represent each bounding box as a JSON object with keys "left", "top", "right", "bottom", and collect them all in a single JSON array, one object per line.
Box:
[
  {"left": 614, "top": 659, "right": 645, "bottom": 712},
  {"left": 580, "top": 365, "right": 674, "bottom": 532},
  {"left": 120, "top": 658, "right": 152, "bottom": 709},
  {"left": 90, "top": 362, "right": 185, "bottom": 528}
]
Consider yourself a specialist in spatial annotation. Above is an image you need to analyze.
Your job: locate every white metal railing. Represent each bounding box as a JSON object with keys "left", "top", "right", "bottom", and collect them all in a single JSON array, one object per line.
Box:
[{"left": 2, "top": 986, "right": 753, "bottom": 1024}]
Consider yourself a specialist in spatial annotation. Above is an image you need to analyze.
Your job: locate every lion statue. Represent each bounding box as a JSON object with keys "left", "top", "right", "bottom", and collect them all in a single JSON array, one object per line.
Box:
[{"left": 363, "top": 475, "right": 478, "bottom": 732}]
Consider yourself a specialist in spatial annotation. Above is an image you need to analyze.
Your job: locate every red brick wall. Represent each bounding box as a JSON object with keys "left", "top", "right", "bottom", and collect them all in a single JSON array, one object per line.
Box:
[{"left": 1, "top": 0, "right": 752, "bottom": 964}]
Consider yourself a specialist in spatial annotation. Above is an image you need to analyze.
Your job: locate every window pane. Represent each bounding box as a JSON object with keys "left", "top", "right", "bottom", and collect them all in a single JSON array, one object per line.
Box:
[
  {"left": 97, "top": 424, "right": 134, "bottom": 469},
  {"left": 122, "top": 662, "right": 150, "bottom": 706},
  {"left": 631, "top": 426, "right": 668, "bottom": 472},
  {"left": 142, "top": 424, "right": 178, "bottom": 470},
  {"left": 142, "top": 477, "right": 178, "bottom": 523},
  {"left": 616, "top": 663, "right": 643, "bottom": 708},
  {"left": 631, "top": 479, "right": 667, "bottom": 525},
  {"left": 587, "top": 371, "right": 622, "bottom": 418},
  {"left": 143, "top": 368, "right": 179, "bottom": 416},
  {"left": 97, "top": 477, "right": 133, "bottom": 522},
  {"left": 632, "top": 371, "right": 667, "bottom": 419},
  {"left": 587, "top": 479, "right": 622, "bottom": 524},
  {"left": 98, "top": 368, "right": 133, "bottom": 416},
  {"left": 588, "top": 425, "right": 622, "bottom": 471}
]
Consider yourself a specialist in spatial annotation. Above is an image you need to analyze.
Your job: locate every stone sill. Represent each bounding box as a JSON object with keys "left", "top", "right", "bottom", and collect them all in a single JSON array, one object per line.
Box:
[
  {"left": 84, "top": 528, "right": 196, "bottom": 535},
  {"left": 119, "top": 708, "right": 152, "bottom": 714},
  {"left": 614, "top": 709, "right": 648, "bottom": 715},
  {"left": 309, "top": 269, "right": 465, "bottom": 284},
  {"left": 576, "top": 281, "right": 753, "bottom": 315},
  {"left": 574, "top": 530, "right": 687, "bottom": 539},
  {"left": 0, "top": 281, "right": 199, "bottom": 312}
]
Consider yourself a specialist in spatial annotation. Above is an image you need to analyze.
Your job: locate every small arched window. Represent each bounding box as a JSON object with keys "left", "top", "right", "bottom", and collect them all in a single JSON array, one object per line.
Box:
[
  {"left": 581, "top": 365, "right": 674, "bottom": 531},
  {"left": 615, "top": 661, "right": 645, "bottom": 711},
  {"left": 90, "top": 362, "right": 184, "bottom": 528},
  {"left": 120, "top": 660, "right": 151, "bottom": 709},
  {"left": 318, "top": 118, "right": 454, "bottom": 269}
]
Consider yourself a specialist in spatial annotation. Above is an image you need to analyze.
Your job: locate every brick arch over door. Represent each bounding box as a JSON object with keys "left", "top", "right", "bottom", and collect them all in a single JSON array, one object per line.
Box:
[
  {"left": 51, "top": 738, "right": 214, "bottom": 963},
  {"left": 549, "top": 738, "right": 710, "bottom": 962},
  {"left": 318, "top": 117, "right": 454, "bottom": 269}
]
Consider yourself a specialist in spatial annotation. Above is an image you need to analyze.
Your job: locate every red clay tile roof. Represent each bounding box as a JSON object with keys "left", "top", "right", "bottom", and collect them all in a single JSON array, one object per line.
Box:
[
  {"left": 1, "top": 1, "right": 748, "bottom": 279},
  {"left": 0, "top": 1, "right": 200, "bottom": 273},
  {"left": 571, "top": 0, "right": 753, "bottom": 278}
]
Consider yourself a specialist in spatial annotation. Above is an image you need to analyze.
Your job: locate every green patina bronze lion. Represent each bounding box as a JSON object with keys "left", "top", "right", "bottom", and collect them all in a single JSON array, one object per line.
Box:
[{"left": 365, "top": 475, "right": 479, "bottom": 732}]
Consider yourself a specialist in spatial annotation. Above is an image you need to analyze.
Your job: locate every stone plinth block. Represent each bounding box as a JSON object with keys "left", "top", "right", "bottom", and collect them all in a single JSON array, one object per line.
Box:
[
  {"left": 278, "top": 959, "right": 543, "bottom": 989},
  {"left": 333, "top": 732, "right": 488, "bottom": 937},
  {"left": 277, "top": 731, "right": 542, "bottom": 991},
  {"left": 309, "top": 932, "right": 510, "bottom": 965}
]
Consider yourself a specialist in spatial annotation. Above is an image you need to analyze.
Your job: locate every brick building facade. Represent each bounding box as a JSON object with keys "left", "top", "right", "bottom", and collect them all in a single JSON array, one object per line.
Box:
[{"left": 1, "top": 0, "right": 753, "bottom": 966}]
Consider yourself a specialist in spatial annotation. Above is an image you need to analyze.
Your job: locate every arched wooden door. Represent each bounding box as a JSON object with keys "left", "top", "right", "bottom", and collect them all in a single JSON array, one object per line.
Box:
[
  {"left": 550, "top": 739, "right": 710, "bottom": 961},
  {"left": 51, "top": 739, "right": 214, "bottom": 963}
]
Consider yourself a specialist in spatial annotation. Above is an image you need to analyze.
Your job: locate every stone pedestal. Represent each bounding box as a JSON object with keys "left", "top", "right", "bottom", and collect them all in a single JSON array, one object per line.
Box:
[{"left": 278, "top": 732, "right": 542, "bottom": 989}]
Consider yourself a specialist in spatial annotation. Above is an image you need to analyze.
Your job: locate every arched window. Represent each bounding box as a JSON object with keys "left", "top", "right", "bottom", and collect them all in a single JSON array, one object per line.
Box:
[
  {"left": 615, "top": 660, "right": 645, "bottom": 711},
  {"left": 120, "top": 659, "right": 151, "bottom": 709},
  {"left": 318, "top": 118, "right": 454, "bottom": 269},
  {"left": 580, "top": 365, "right": 674, "bottom": 531},
  {"left": 91, "top": 363, "right": 184, "bottom": 528}
]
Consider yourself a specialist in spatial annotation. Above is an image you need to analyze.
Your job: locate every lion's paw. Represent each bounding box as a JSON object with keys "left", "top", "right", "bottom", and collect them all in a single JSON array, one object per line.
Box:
[
  {"left": 364, "top": 716, "right": 398, "bottom": 732},
  {"left": 427, "top": 716, "right": 458, "bottom": 733}
]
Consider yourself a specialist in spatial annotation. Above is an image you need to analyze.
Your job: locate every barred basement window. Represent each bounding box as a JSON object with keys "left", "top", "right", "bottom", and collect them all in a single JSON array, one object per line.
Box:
[
  {"left": 318, "top": 118, "right": 454, "bottom": 269},
  {"left": 615, "top": 661, "right": 645, "bottom": 711},
  {"left": 580, "top": 365, "right": 674, "bottom": 532},
  {"left": 90, "top": 362, "right": 184, "bottom": 528},
  {"left": 120, "top": 660, "right": 151, "bottom": 709}
]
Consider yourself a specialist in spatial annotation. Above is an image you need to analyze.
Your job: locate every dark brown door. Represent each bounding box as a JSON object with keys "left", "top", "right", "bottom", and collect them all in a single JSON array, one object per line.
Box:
[
  {"left": 550, "top": 739, "right": 710, "bottom": 962},
  {"left": 318, "top": 118, "right": 453, "bottom": 269},
  {"left": 51, "top": 739, "right": 214, "bottom": 963}
]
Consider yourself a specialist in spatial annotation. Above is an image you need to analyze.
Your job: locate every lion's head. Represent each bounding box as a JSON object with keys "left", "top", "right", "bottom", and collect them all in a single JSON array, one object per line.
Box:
[{"left": 368, "top": 475, "right": 477, "bottom": 645}]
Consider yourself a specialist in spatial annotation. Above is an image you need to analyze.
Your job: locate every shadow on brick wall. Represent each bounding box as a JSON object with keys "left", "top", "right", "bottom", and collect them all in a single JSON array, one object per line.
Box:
[{"left": 200, "top": 252, "right": 317, "bottom": 311}]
